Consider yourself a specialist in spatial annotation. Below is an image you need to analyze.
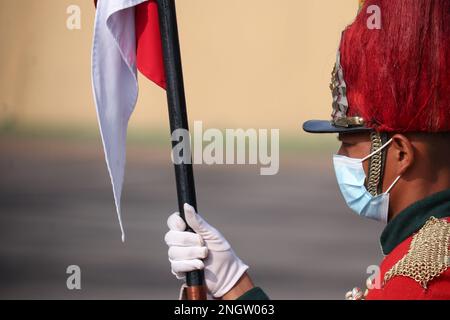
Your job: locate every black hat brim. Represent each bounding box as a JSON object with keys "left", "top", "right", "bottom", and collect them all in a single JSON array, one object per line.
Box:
[{"left": 302, "top": 120, "right": 372, "bottom": 134}]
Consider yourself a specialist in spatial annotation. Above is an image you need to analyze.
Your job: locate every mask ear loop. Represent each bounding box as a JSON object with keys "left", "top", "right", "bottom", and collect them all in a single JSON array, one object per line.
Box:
[
  {"left": 385, "top": 175, "right": 401, "bottom": 194},
  {"left": 361, "top": 137, "right": 399, "bottom": 194},
  {"left": 361, "top": 138, "right": 393, "bottom": 162}
]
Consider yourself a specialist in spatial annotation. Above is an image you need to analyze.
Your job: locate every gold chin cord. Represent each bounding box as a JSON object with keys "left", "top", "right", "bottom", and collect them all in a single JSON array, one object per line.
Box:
[{"left": 367, "top": 132, "right": 384, "bottom": 196}]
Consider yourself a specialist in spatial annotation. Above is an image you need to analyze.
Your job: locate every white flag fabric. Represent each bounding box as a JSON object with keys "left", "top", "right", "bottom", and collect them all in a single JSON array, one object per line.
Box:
[{"left": 92, "top": 0, "right": 148, "bottom": 241}]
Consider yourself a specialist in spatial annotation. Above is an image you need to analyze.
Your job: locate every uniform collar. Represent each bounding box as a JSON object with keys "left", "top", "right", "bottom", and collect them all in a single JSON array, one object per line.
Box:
[{"left": 380, "top": 189, "right": 450, "bottom": 256}]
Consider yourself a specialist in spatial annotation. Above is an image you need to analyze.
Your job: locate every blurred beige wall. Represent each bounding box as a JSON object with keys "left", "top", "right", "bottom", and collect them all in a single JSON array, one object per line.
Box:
[{"left": 0, "top": 0, "right": 359, "bottom": 135}]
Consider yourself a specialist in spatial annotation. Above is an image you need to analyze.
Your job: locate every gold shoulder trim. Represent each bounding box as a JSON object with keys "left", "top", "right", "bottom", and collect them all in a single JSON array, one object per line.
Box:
[{"left": 384, "top": 217, "right": 450, "bottom": 289}]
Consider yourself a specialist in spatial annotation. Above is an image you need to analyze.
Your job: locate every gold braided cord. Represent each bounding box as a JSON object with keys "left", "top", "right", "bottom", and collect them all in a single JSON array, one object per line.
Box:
[
  {"left": 367, "top": 132, "right": 382, "bottom": 196},
  {"left": 384, "top": 217, "right": 450, "bottom": 289},
  {"left": 358, "top": 0, "right": 366, "bottom": 12}
]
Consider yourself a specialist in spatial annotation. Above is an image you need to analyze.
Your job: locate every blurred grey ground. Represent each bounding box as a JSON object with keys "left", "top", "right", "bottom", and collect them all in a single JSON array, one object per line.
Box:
[{"left": 0, "top": 135, "right": 384, "bottom": 299}]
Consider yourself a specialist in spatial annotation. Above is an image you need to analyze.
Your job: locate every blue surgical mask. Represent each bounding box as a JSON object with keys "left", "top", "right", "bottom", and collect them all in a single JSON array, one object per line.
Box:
[{"left": 333, "top": 139, "right": 401, "bottom": 223}]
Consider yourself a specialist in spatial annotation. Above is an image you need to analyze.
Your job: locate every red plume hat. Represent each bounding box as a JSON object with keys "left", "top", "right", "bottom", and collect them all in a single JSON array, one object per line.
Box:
[{"left": 303, "top": 0, "right": 450, "bottom": 133}]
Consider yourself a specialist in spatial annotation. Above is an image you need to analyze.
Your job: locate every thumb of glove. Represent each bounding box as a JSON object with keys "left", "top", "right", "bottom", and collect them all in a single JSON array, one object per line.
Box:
[
  {"left": 183, "top": 203, "right": 209, "bottom": 234},
  {"left": 183, "top": 203, "right": 231, "bottom": 251}
]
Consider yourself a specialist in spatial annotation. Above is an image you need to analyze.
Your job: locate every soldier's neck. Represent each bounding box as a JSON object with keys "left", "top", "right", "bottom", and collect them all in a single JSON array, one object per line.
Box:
[{"left": 388, "top": 167, "right": 450, "bottom": 221}]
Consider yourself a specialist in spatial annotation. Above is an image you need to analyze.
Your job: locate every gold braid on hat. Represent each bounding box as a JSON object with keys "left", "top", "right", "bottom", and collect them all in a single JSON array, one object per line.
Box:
[{"left": 358, "top": 0, "right": 366, "bottom": 13}]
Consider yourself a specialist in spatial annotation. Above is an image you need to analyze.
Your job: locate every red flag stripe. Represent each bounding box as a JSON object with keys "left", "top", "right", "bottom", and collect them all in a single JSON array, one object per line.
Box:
[
  {"left": 93, "top": 0, "right": 166, "bottom": 89},
  {"left": 136, "top": 1, "right": 166, "bottom": 89}
]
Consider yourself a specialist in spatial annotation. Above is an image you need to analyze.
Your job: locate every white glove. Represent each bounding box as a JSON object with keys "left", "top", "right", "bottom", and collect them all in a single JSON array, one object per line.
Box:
[{"left": 164, "top": 203, "right": 249, "bottom": 298}]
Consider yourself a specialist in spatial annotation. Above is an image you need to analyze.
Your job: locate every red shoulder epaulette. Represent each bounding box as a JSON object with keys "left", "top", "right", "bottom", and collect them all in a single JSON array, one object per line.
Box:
[{"left": 366, "top": 217, "right": 450, "bottom": 300}]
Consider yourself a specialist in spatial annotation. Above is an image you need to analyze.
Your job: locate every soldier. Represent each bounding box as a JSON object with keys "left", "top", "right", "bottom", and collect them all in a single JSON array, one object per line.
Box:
[{"left": 164, "top": 0, "right": 450, "bottom": 300}]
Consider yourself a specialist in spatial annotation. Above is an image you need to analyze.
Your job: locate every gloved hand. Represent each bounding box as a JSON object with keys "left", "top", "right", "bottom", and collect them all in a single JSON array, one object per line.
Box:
[{"left": 164, "top": 203, "right": 249, "bottom": 298}]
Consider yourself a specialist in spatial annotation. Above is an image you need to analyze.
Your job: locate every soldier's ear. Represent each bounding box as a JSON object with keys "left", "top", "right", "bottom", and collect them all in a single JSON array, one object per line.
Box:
[{"left": 390, "top": 134, "right": 415, "bottom": 176}]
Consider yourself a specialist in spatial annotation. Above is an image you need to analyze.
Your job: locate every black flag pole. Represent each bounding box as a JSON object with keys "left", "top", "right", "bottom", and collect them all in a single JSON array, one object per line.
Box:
[{"left": 156, "top": 0, "right": 207, "bottom": 300}]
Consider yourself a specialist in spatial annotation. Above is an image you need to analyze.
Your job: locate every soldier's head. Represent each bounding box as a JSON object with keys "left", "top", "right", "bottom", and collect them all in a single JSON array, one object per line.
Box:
[{"left": 303, "top": 0, "right": 450, "bottom": 222}]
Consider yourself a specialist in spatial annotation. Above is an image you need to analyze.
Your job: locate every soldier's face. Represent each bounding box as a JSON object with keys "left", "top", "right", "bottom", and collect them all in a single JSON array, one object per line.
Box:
[{"left": 337, "top": 132, "right": 372, "bottom": 174}]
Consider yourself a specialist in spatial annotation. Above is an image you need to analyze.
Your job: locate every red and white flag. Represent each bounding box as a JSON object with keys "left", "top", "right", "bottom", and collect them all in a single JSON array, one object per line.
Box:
[{"left": 92, "top": 0, "right": 166, "bottom": 241}]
